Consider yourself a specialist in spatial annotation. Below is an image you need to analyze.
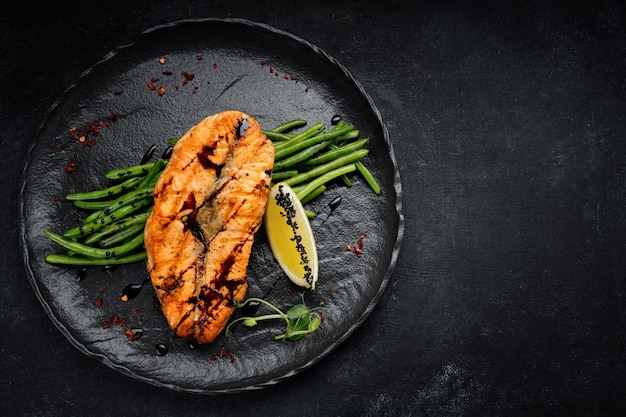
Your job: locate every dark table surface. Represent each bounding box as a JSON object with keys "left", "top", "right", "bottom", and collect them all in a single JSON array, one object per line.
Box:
[{"left": 2, "top": 1, "right": 625, "bottom": 416}]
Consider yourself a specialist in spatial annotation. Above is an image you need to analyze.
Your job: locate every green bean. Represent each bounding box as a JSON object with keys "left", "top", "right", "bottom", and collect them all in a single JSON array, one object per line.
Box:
[
  {"left": 283, "top": 148, "right": 369, "bottom": 187},
  {"left": 273, "top": 141, "right": 332, "bottom": 171},
  {"left": 82, "top": 211, "right": 151, "bottom": 245},
  {"left": 334, "top": 130, "right": 360, "bottom": 141},
  {"left": 331, "top": 120, "right": 346, "bottom": 130},
  {"left": 66, "top": 177, "right": 142, "bottom": 201},
  {"left": 45, "top": 251, "right": 147, "bottom": 266},
  {"left": 299, "top": 185, "right": 326, "bottom": 205},
  {"left": 97, "top": 224, "right": 146, "bottom": 247},
  {"left": 105, "top": 161, "right": 157, "bottom": 180},
  {"left": 262, "top": 130, "right": 293, "bottom": 142},
  {"left": 64, "top": 197, "right": 152, "bottom": 239},
  {"left": 271, "top": 170, "right": 299, "bottom": 182},
  {"left": 45, "top": 230, "right": 145, "bottom": 259},
  {"left": 339, "top": 174, "right": 353, "bottom": 187},
  {"left": 137, "top": 158, "right": 166, "bottom": 189},
  {"left": 273, "top": 122, "right": 325, "bottom": 152},
  {"left": 300, "top": 138, "right": 369, "bottom": 166},
  {"left": 356, "top": 161, "right": 381, "bottom": 195},
  {"left": 295, "top": 164, "right": 357, "bottom": 201},
  {"left": 269, "top": 119, "right": 308, "bottom": 133},
  {"left": 73, "top": 200, "right": 118, "bottom": 210}
]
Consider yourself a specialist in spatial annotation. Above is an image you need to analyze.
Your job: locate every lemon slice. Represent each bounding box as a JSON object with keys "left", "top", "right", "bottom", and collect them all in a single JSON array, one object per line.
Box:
[{"left": 264, "top": 182, "right": 318, "bottom": 290}]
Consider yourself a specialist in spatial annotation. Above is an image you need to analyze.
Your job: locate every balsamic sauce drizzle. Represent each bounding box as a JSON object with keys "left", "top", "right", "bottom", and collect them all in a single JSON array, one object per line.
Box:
[
  {"left": 321, "top": 196, "right": 342, "bottom": 225},
  {"left": 121, "top": 275, "right": 150, "bottom": 300},
  {"left": 140, "top": 144, "right": 157, "bottom": 164}
]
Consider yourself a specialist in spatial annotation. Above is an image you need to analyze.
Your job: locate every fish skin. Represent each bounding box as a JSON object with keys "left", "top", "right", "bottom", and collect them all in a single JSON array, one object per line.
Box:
[{"left": 144, "top": 110, "right": 274, "bottom": 344}]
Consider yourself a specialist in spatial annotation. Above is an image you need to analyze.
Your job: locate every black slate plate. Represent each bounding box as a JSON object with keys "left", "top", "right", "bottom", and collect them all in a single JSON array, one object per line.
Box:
[{"left": 18, "top": 18, "right": 403, "bottom": 394}]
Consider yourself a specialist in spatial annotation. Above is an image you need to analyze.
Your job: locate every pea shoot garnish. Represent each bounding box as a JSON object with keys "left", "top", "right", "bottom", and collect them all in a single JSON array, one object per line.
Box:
[{"left": 225, "top": 294, "right": 327, "bottom": 341}]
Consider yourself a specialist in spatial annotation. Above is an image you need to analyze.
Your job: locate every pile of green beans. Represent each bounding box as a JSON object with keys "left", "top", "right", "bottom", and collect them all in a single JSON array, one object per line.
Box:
[
  {"left": 44, "top": 150, "right": 169, "bottom": 266},
  {"left": 44, "top": 118, "right": 379, "bottom": 266},
  {"left": 263, "top": 118, "right": 380, "bottom": 203}
]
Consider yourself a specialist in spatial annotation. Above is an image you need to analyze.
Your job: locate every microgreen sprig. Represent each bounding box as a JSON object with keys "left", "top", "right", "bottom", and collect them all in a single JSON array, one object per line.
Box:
[{"left": 225, "top": 293, "right": 327, "bottom": 341}]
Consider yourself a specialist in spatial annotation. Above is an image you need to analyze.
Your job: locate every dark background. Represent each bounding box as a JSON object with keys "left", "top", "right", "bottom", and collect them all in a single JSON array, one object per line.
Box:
[{"left": 2, "top": 1, "right": 625, "bottom": 416}]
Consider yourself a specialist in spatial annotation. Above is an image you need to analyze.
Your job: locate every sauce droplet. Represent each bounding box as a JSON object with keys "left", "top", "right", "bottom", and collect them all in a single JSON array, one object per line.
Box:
[
  {"left": 240, "top": 300, "right": 260, "bottom": 316},
  {"left": 121, "top": 275, "right": 150, "bottom": 301},
  {"left": 77, "top": 267, "right": 88, "bottom": 282},
  {"left": 154, "top": 343, "right": 168, "bottom": 356},
  {"left": 161, "top": 145, "right": 173, "bottom": 159},
  {"left": 328, "top": 196, "right": 342, "bottom": 212},
  {"left": 140, "top": 144, "right": 157, "bottom": 164},
  {"left": 321, "top": 196, "right": 342, "bottom": 224},
  {"left": 331, "top": 115, "right": 342, "bottom": 125}
]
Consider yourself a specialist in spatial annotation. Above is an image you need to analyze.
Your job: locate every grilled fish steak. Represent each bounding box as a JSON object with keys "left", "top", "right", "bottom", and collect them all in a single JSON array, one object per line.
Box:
[{"left": 144, "top": 110, "right": 274, "bottom": 344}]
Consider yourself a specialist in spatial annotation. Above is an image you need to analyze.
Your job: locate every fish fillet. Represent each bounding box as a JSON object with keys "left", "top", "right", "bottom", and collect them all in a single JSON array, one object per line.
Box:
[{"left": 144, "top": 110, "right": 274, "bottom": 344}]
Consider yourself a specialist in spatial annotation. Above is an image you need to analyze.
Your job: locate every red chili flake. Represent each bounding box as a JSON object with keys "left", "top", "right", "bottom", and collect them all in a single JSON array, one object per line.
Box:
[
  {"left": 151, "top": 76, "right": 160, "bottom": 83},
  {"left": 63, "top": 146, "right": 72, "bottom": 151},
  {"left": 287, "top": 288, "right": 295, "bottom": 297},
  {"left": 269, "top": 66, "right": 275, "bottom": 73},
  {"left": 260, "top": 59, "right": 267, "bottom": 66},
  {"left": 112, "top": 315, "right": 125, "bottom": 327},
  {"left": 158, "top": 86, "right": 166, "bottom": 96},
  {"left": 305, "top": 86, "right": 310, "bottom": 93},
  {"left": 213, "top": 62, "right": 217, "bottom": 69},
  {"left": 219, "top": 347, "right": 228, "bottom": 357},
  {"left": 52, "top": 195, "right": 59, "bottom": 201},
  {"left": 196, "top": 54, "right": 204, "bottom": 60},
  {"left": 65, "top": 161, "right": 77, "bottom": 173},
  {"left": 162, "top": 70, "right": 173, "bottom": 76},
  {"left": 230, "top": 352, "right": 235, "bottom": 363},
  {"left": 125, "top": 328, "right": 142, "bottom": 342},
  {"left": 274, "top": 72, "right": 279, "bottom": 77},
  {"left": 210, "top": 355, "right": 218, "bottom": 361},
  {"left": 346, "top": 233, "right": 368, "bottom": 258},
  {"left": 95, "top": 297, "right": 103, "bottom": 307},
  {"left": 192, "top": 86, "right": 198, "bottom": 94},
  {"left": 317, "top": 310, "right": 325, "bottom": 321},
  {"left": 131, "top": 307, "right": 139, "bottom": 313},
  {"left": 182, "top": 78, "right": 189, "bottom": 87},
  {"left": 290, "top": 75, "right": 298, "bottom": 81},
  {"left": 174, "top": 84, "right": 180, "bottom": 90},
  {"left": 147, "top": 82, "right": 156, "bottom": 91},
  {"left": 54, "top": 143, "right": 61, "bottom": 149},
  {"left": 283, "top": 73, "right": 289, "bottom": 80},
  {"left": 113, "top": 89, "right": 124, "bottom": 95},
  {"left": 182, "top": 71, "right": 195, "bottom": 81},
  {"left": 102, "top": 321, "right": 110, "bottom": 329},
  {"left": 85, "top": 139, "right": 96, "bottom": 147}
]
